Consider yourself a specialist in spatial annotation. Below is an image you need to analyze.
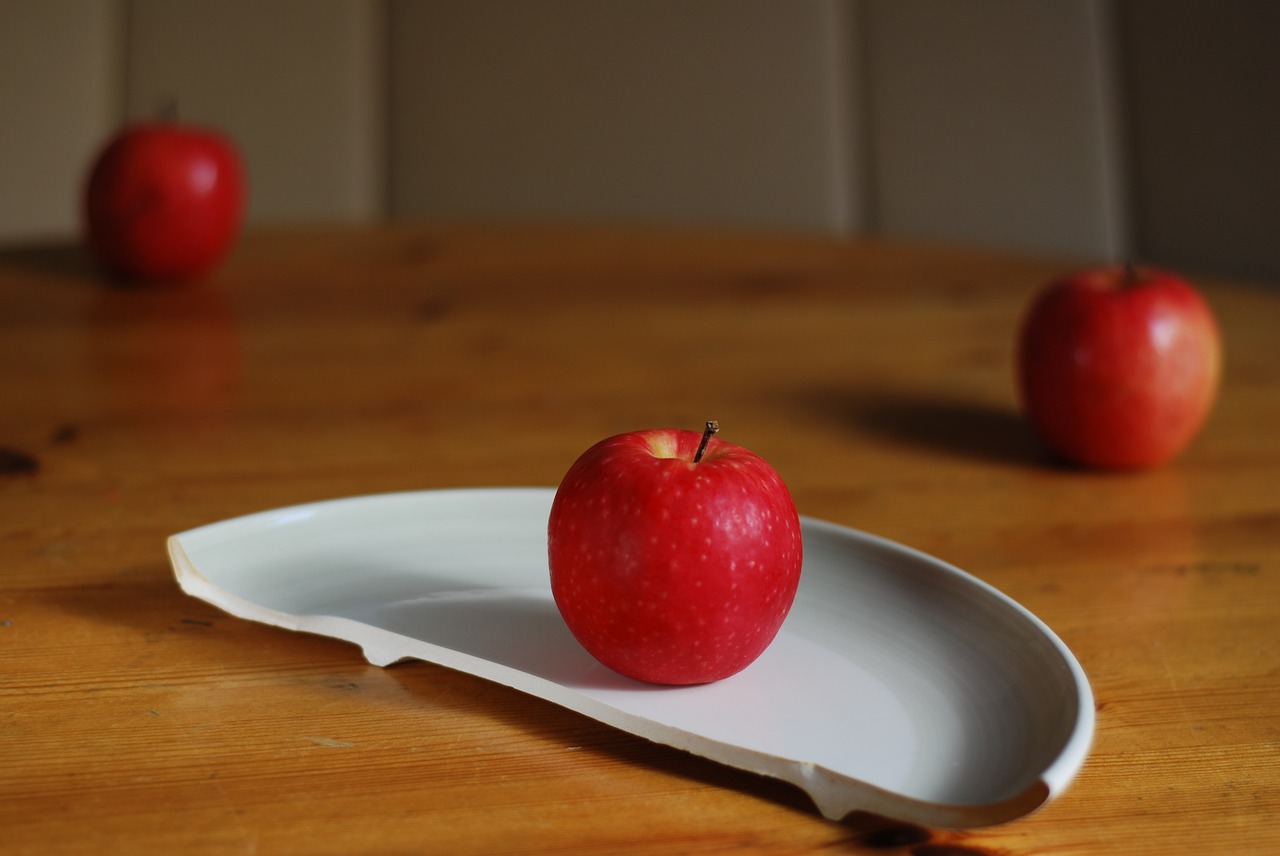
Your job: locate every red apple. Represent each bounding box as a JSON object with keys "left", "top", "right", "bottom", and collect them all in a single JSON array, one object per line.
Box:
[
  {"left": 83, "top": 117, "right": 245, "bottom": 282},
  {"left": 1016, "top": 264, "right": 1221, "bottom": 469},
  {"left": 548, "top": 422, "right": 803, "bottom": 685}
]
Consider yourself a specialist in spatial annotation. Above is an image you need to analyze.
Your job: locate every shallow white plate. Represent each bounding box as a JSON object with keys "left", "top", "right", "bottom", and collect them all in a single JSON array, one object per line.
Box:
[{"left": 168, "top": 488, "right": 1093, "bottom": 828}]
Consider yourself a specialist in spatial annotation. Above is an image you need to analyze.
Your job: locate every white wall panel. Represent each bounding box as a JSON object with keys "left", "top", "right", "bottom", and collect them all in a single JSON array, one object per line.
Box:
[
  {"left": 862, "top": 0, "right": 1127, "bottom": 262},
  {"left": 387, "top": 0, "right": 859, "bottom": 233},
  {"left": 0, "top": 0, "right": 121, "bottom": 242},
  {"left": 125, "top": 0, "right": 386, "bottom": 224}
]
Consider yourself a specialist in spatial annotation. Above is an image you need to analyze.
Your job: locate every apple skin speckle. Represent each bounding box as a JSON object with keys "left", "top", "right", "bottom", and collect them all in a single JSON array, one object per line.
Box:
[{"left": 548, "top": 427, "right": 803, "bottom": 685}]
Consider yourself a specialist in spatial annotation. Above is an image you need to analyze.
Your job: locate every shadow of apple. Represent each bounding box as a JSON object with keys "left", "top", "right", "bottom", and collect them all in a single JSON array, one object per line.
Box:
[
  {"left": 792, "top": 386, "right": 1049, "bottom": 468},
  {"left": 0, "top": 238, "right": 101, "bottom": 285}
]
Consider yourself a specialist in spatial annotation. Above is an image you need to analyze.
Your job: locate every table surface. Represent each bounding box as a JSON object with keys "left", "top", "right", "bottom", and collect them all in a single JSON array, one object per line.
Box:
[{"left": 2, "top": 225, "right": 1277, "bottom": 855}]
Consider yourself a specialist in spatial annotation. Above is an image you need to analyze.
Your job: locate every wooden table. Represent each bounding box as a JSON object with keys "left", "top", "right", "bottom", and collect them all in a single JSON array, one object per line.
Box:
[{"left": 3, "top": 225, "right": 1277, "bottom": 855}]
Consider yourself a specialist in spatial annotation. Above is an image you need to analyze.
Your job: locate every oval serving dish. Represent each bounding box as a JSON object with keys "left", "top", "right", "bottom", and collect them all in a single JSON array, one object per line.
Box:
[{"left": 168, "top": 487, "right": 1093, "bottom": 828}]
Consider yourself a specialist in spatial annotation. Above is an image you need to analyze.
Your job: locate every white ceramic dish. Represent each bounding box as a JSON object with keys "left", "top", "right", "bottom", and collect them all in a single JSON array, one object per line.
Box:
[{"left": 168, "top": 488, "right": 1093, "bottom": 828}]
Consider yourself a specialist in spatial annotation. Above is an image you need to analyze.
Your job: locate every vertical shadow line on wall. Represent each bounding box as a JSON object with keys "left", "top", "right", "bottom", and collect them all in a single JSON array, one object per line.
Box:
[
  {"left": 1085, "top": 0, "right": 1134, "bottom": 264},
  {"left": 822, "top": 0, "right": 863, "bottom": 235},
  {"left": 114, "top": 0, "right": 134, "bottom": 124},
  {"left": 377, "top": 0, "right": 396, "bottom": 222},
  {"left": 847, "top": 0, "right": 879, "bottom": 238}
]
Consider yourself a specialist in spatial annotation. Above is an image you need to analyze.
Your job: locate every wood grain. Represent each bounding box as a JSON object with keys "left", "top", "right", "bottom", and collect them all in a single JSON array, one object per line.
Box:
[{"left": 2, "top": 225, "right": 1277, "bottom": 854}]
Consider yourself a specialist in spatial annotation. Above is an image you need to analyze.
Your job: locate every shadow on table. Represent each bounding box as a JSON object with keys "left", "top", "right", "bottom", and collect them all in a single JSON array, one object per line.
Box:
[
  {"left": 0, "top": 239, "right": 104, "bottom": 285},
  {"left": 792, "top": 385, "right": 1049, "bottom": 468}
]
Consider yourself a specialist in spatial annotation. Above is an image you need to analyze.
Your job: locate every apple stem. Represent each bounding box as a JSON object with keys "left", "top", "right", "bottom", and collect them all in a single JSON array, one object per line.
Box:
[
  {"left": 693, "top": 420, "right": 720, "bottom": 463},
  {"left": 158, "top": 97, "right": 178, "bottom": 121}
]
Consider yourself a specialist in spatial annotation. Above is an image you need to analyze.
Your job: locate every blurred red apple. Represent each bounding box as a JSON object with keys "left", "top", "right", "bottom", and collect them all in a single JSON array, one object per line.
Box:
[
  {"left": 83, "top": 117, "right": 245, "bottom": 282},
  {"left": 548, "top": 422, "right": 803, "bottom": 684},
  {"left": 1016, "top": 264, "right": 1221, "bottom": 469}
]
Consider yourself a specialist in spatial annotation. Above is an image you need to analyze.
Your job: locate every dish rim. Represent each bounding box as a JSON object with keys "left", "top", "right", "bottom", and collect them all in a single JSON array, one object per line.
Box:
[{"left": 168, "top": 486, "right": 1094, "bottom": 828}]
